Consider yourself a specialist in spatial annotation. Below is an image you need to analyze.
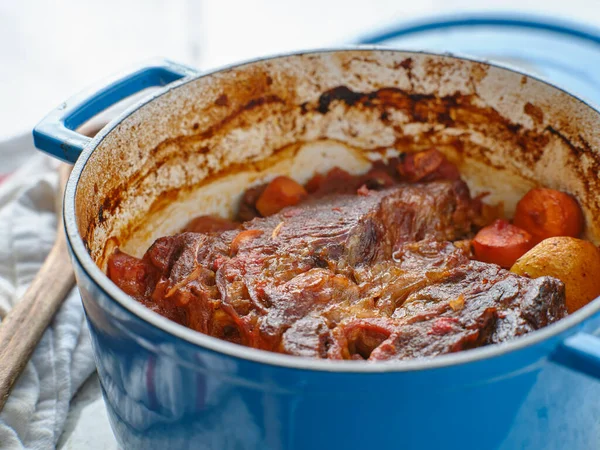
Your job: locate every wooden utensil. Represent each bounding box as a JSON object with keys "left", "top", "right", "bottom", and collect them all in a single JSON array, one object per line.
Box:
[{"left": 0, "top": 163, "right": 75, "bottom": 411}]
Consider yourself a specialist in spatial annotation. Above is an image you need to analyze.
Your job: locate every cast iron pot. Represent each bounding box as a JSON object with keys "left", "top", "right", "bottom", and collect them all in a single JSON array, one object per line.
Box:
[{"left": 33, "top": 49, "right": 600, "bottom": 450}]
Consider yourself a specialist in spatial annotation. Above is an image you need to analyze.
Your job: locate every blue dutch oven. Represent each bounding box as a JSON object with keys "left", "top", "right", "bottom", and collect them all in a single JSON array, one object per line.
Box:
[{"left": 33, "top": 49, "right": 600, "bottom": 449}]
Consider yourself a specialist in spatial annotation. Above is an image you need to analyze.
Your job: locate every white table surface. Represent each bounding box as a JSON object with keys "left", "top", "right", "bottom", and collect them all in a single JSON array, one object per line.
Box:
[
  {"left": 4, "top": 1, "right": 600, "bottom": 448},
  {"left": 58, "top": 375, "right": 117, "bottom": 450}
]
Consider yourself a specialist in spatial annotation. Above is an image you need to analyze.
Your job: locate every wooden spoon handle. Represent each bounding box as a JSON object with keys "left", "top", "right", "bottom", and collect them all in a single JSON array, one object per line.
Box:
[{"left": 0, "top": 164, "right": 75, "bottom": 411}]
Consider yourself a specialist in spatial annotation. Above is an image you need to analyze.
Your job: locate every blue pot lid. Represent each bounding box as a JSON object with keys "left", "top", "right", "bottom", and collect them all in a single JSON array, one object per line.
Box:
[{"left": 358, "top": 14, "right": 600, "bottom": 107}]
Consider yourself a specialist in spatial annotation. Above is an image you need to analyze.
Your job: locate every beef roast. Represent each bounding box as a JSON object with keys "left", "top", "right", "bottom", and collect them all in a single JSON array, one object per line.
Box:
[{"left": 108, "top": 179, "right": 568, "bottom": 361}]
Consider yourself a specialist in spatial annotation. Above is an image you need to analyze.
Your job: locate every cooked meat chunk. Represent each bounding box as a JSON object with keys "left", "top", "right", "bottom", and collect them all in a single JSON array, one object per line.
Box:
[
  {"left": 362, "top": 262, "right": 565, "bottom": 361},
  {"left": 279, "top": 316, "right": 332, "bottom": 358}
]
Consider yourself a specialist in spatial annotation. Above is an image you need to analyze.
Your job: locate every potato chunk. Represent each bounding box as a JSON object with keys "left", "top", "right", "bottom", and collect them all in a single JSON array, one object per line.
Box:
[{"left": 511, "top": 237, "right": 600, "bottom": 312}]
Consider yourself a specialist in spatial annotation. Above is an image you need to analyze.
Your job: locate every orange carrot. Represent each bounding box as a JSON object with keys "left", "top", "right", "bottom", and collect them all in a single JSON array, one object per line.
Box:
[
  {"left": 472, "top": 219, "right": 534, "bottom": 268},
  {"left": 255, "top": 176, "right": 307, "bottom": 216},
  {"left": 514, "top": 188, "right": 583, "bottom": 243}
]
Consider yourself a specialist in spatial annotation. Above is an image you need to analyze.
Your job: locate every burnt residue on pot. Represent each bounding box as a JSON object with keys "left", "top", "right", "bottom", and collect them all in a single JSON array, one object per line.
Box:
[
  {"left": 545, "top": 126, "right": 600, "bottom": 198},
  {"left": 304, "top": 85, "right": 553, "bottom": 172},
  {"left": 89, "top": 87, "right": 593, "bottom": 259},
  {"left": 524, "top": 102, "right": 544, "bottom": 125}
]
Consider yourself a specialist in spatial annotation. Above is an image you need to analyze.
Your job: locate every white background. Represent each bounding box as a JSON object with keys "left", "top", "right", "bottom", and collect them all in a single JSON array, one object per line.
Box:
[{"left": 2, "top": 0, "right": 600, "bottom": 139}]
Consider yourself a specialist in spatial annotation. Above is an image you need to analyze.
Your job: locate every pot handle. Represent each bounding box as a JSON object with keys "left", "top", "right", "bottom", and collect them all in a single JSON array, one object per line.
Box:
[
  {"left": 551, "top": 332, "right": 600, "bottom": 380},
  {"left": 33, "top": 59, "right": 199, "bottom": 163}
]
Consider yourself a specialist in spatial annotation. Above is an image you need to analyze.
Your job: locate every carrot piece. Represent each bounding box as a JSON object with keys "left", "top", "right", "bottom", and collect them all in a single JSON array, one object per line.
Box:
[
  {"left": 397, "top": 148, "right": 460, "bottom": 182},
  {"left": 514, "top": 188, "right": 584, "bottom": 242},
  {"left": 472, "top": 219, "right": 534, "bottom": 268},
  {"left": 255, "top": 176, "right": 307, "bottom": 216}
]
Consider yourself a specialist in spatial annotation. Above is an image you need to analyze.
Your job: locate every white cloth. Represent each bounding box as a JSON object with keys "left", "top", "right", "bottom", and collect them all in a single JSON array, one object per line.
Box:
[{"left": 0, "top": 151, "right": 96, "bottom": 450}]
